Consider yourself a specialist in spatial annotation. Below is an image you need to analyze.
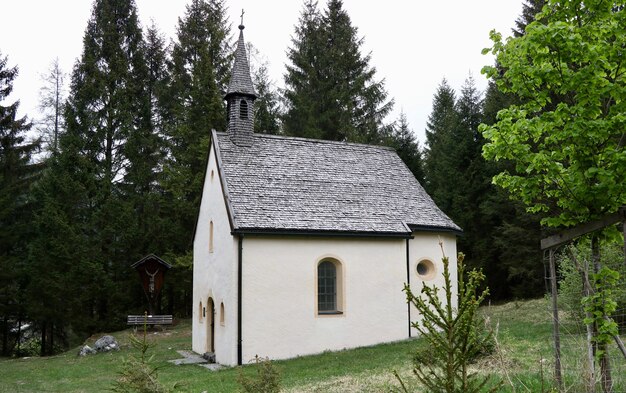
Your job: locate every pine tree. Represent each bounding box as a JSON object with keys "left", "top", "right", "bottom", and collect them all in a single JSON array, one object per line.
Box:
[
  {"left": 0, "top": 53, "right": 42, "bottom": 355},
  {"left": 283, "top": 0, "right": 393, "bottom": 143},
  {"left": 388, "top": 112, "right": 424, "bottom": 183}
]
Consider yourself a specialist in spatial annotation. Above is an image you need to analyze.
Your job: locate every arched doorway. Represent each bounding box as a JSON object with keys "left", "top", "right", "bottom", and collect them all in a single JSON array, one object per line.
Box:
[{"left": 206, "top": 297, "right": 215, "bottom": 353}]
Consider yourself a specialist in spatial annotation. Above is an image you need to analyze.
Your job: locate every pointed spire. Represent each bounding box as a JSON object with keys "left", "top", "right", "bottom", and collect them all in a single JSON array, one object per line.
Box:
[
  {"left": 225, "top": 20, "right": 256, "bottom": 147},
  {"left": 225, "top": 23, "right": 256, "bottom": 99}
]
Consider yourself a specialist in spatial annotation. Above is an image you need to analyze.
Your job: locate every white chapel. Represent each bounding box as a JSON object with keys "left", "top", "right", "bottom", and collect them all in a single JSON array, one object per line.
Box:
[{"left": 192, "top": 23, "right": 461, "bottom": 366}]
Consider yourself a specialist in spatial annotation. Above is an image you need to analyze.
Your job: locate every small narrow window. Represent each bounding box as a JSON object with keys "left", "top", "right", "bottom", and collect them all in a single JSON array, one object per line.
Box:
[
  {"left": 220, "top": 302, "right": 225, "bottom": 326},
  {"left": 199, "top": 302, "right": 203, "bottom": 322},
  {"left": 210, "top": 170, "right": 215, "bottom": 182},
  {"left": 209, "top": 221, "right": 214, "bottom": 253},
  {"left": 239, "top": 99, "right": 248, "bottom": 119},
  {"left": 318, "top": 260, "right": 342, "bottom": 314}
]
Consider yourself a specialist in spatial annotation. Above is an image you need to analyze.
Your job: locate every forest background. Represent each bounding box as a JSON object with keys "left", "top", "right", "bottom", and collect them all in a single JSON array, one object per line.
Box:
[{"left": 1, "top": 0, "right": 549, "bottom": 357}]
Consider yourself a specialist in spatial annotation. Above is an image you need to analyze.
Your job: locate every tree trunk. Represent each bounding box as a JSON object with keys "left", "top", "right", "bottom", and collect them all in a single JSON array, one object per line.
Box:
[
  {"left": 15, "top": 317, "right": 22, "bottom": 355},
  {"left": 49, "top": 322, "right": 54, "bottom": 355},
  {"left": 581, "top": 258, "right": 596, "bottom": 393},
  {"left": 40, "top": 321, "right": 47, "bottom": 357},
  {"left": 592, "top": 236, "right": 612, "bottom": 393},
  {"left": 1, "top": 316, "right": 7, "bottom": 356}
]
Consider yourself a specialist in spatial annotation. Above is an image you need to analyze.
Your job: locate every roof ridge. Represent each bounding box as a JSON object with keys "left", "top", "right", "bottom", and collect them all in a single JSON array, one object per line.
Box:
[{"left": 215, "top": 131, "right": 395, "bottom": 152}]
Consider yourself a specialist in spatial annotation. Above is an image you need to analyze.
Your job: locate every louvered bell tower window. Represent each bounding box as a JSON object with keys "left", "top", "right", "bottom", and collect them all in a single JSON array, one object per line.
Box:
[{"left": 239, "top": 99, "right": 248, "bottom": 119}]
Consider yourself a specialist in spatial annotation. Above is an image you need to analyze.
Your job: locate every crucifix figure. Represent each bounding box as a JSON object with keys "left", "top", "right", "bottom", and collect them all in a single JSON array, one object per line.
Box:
[{"left": 145, "top": 267, "right": 159, "bottom": 294}]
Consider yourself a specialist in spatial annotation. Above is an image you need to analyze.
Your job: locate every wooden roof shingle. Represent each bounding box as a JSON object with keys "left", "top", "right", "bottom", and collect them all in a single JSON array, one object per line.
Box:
[{"left": 214, "top": 131, "right": 461, "bottom": 236}]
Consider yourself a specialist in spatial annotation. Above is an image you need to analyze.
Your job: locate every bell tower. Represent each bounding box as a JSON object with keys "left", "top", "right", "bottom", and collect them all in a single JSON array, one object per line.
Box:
[{"left": 225, "top": 21, "right": 257, "bottom": 147}]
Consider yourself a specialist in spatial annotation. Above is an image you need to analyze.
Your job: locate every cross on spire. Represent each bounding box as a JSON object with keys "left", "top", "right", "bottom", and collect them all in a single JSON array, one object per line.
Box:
[{"left": 240, "top": 9, "right": 245, "bottom": 28}]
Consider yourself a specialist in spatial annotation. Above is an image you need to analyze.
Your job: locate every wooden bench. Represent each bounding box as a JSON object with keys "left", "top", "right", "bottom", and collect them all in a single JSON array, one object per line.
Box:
[{"left": 127, "top": 314, "right": 173, "bottom": 326}]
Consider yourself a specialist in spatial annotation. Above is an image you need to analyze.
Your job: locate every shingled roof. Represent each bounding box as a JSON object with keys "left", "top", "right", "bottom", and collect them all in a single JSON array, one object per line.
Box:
[
  {"left": 213, "top": 131, "right": 461, "bottom": 236},
  {"left": 225, "top": 25, "right": 256, "bottom": 99}
]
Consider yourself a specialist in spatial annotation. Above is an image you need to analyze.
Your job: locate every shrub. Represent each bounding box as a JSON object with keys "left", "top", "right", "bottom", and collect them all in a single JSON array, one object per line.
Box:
[
  {"left": 111, "top": 320, "right": 178, "bottom": 393},
  {"left": 237, "top": 355, "right": 281, "bottom": 393}
]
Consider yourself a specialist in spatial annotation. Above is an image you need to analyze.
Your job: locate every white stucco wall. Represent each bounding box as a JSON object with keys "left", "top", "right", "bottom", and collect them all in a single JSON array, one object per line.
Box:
[
  {"left": 192, "top": 144, "right": 238, "bottom": 365},
  {"left": 408, "top": 233, "right": 458, "bottom": 336},
  {"left": 238, "top": 233, "right": 456, "bottom": 363},
  {"left": 192, "top": 145, "right": 459, "bottom": 365}
]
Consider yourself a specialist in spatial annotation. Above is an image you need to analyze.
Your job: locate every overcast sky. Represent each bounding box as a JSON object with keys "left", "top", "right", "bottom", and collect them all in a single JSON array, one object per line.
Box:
[{"left": 0, "top": 0, "right": 521, "bottom": 144}]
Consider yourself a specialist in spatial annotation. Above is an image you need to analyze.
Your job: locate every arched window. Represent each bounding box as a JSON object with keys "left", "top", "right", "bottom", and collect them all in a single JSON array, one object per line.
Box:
[
  {"left": 220, "top": 302, "right": 225, "bottom": 326},
  {"left": 317, "top": 260, "right": 342, "bottom": 314},
  {"left": 239, "top": 99, "right": 248, "bottom": 119},
  {"left": 209, "top": 221, "right": 214, "bottom": 253}
]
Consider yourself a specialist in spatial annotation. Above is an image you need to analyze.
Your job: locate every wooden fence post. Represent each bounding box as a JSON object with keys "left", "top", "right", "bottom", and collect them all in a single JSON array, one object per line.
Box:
[{"left": 549, "top": 248, "right": 563, "bottom": 390}]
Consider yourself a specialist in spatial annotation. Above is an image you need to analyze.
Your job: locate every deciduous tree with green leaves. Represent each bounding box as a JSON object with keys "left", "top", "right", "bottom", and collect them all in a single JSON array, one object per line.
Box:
[
  {"left": 481, "top": 1, "right": 626, "bottom": 228},
  {"left": 482, "top": 2, "right": 626, "bottom": 389}
]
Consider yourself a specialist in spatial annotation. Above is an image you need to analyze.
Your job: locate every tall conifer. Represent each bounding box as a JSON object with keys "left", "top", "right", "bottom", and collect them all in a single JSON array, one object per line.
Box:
[
  {"left": 165, "top": 0, "right": 231, "bottom": 247},
  {"left": 0, "top": 54, "right": 41, "bottom": 355},
  {"left": 60, "top": 0, "right": 148, "bottom": 329},
  {"left": 283, "top": 0, "right": 393, "bottom": 143},
  {"left": 424, "top": 79, "right": 457, "bottom": 210},
  {"left": 163, "top": 0, "right": 232, "bottom": 314},
  {"left": 389, "top": 112, "right": 424, "bottom": 183}
]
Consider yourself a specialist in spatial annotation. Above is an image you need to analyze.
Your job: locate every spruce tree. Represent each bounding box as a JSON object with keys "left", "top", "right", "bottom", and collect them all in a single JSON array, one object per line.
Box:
[
  {"left": 122, "top": 23, "right": 170, "bottom": 261},
  {"left": 512, "top": 0, "right": 547, "bottom": 37},
  {"left": 253, "top": 63, "right": 281, "bottom": 134},
  {"left": 60, "top": 0, "right": 149, "bottom": 330},
  {"left": 282, "top": 0, "right": 323, "bottom": 139},
  {"left": 388, "top": 112, "right": 424, "bottom": 183},
  {"left": 283, "top": 0, "right": 393, "bottom": 143},
  {"left": 163, "top": 0, "right": 232, "bottom": 315},
  {"left": 0, "top": 53, "right": 42, "bottom": 355},
  {"left": 166, "top": 0, "right": 231, "bottom": 241},
  {"left": 424, "top": 79, "right": 457, "bottom": 211}
]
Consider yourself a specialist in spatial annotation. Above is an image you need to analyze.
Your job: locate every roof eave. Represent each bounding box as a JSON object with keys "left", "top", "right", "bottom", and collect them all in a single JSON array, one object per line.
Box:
[
  {"left": 231, "top": 228, "right": 414, "bottom": 239},
  {"left": 408, "top": 224, "right": 464, "bottom": 236}
]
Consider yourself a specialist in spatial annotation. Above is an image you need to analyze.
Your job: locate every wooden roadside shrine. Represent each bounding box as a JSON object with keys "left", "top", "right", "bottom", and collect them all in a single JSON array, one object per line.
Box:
[
  {"left": 540, "top": 207, "right": 626, "bottom": 392},
  {"left": 131, "top": 254, "right": 172, "bottom": 316}
]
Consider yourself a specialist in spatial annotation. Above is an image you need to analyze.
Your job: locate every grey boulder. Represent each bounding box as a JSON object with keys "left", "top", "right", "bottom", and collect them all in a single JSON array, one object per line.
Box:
[
  {"left": 78, "top": 345, "right": 96, "bottom": 356},
  {"left": 94, "top": 335, "right": 119, "bottom": 352}
]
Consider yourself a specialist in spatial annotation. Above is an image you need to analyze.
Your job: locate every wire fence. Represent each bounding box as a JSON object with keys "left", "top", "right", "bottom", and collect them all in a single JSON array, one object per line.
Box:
[{"left": 544, "top": 243, "right": 626, "bottom": 393}]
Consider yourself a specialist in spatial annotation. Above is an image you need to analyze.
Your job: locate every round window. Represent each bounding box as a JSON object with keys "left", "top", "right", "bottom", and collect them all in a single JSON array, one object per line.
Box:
[{"left": 416, "top": 259, "right": 436, "bottom": 280}]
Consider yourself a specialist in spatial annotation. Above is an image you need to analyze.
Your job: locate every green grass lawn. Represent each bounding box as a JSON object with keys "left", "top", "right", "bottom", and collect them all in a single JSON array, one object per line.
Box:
[{"left": 1, "top": 298, "right": 624, "bottom": 392}]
